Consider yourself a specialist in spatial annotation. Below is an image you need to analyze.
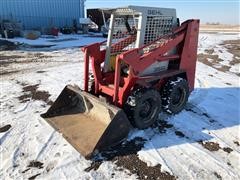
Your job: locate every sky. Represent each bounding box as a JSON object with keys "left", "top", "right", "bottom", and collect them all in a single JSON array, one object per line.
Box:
[{"left": 85, "top": 0, "right": 240, "bottom": 25}]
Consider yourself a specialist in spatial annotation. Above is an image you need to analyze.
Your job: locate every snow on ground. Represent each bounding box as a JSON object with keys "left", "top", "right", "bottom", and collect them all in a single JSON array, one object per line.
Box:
[
  {"left": 1, "top": 34, "right": 105, "bottom": 50},
  {"left": 0, "top": 33, "right": 240, "bottom": 180},
  {"left": 198, "top": 33, "right": 240, "bottom": 74}
]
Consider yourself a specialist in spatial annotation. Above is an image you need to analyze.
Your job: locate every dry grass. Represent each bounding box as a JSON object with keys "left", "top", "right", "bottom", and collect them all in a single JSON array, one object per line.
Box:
[{"left": 200, "top": 24, "right": 240, "bottom": 32}]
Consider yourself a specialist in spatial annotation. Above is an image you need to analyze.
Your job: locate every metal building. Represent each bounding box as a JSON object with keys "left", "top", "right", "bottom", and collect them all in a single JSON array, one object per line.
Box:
[{"left": 0, "top": 0, "right": 85, "bottom": 29}]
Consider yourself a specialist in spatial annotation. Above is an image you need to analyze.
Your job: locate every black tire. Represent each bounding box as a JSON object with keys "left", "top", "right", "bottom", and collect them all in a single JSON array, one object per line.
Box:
[
  {"left": 124, "top": 88, "right": 162, "bottom": 129},
  {"left": 162, "top": 77, "right": 189, "bottom": 114}
]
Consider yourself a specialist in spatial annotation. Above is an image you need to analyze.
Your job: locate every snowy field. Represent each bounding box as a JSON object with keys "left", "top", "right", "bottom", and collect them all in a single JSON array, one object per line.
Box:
[{"left": 0, "top": 33, "right": 239, "bottom": 180}]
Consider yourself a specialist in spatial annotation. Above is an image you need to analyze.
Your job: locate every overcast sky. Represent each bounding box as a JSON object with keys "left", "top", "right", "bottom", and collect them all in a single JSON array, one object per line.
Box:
[{"left": 86, "top": 0, "right": 239, "bottom": 25}]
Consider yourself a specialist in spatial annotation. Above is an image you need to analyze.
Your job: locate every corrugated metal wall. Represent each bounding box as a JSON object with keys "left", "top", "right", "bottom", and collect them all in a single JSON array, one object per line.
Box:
[{"left": 0, "top": 0, "right": 85, "bottom": 29}]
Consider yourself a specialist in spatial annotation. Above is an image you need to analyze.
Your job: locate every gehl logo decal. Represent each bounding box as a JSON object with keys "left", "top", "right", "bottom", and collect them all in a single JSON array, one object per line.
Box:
[{"left": 148, "top": 10, "right": 163, "bottom": 15}]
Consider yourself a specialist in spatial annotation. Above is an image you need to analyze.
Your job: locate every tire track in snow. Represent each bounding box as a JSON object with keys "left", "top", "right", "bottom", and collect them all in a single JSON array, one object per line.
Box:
[
  {"left": 139, "top": 137, "right": 198, "bottom": 179},
  {"left": 0, "top": 129, "right": 12, "bottom": 146},
  {"left": 36, "top": 131, "right": 55, "bottom": 160},
  {"left": 147, "top": 133, "right": 238, "bottom": 180},
  {"left": 165, "top": 110, "right": 239, "bottom": 179},
  {"left": 186, "top": 102, "right": 240, "bottom": 150},
  {"left": 179, "top": 143, "right": 239, "bottom": 179}
]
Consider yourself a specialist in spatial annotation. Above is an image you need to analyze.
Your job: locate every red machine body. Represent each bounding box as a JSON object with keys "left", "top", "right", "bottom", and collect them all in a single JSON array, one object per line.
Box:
[{"left": 82, "top": 19, "right": 199, "bottom": 108}]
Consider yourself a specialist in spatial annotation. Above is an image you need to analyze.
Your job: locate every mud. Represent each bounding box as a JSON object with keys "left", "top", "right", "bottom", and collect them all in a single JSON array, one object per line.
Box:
[
  {"left": 199, "top": 140, "right": 234, "bottom": 154},
  {"left": 198, "top": 141, "right": 221, "bottom": 151},
  {"left": 115, "top": 154, "right": 175, "bottom": 180},
  {"left": 199, "top": 40, "right": 240, "bottom": 76},
  {"left": 28, "top": 173, "right": 41, "bottom": 180},
  {"left": 89, "top": 138, "right": 176, "bottom": 180},
  {"left": 221, "top": 39, "right": 240, "bottom": 65},
  {"left": 18, "top": 84, "right": 51, "bottom": 104},
  {"left": 213, "top": 172, "right": 222, "bottom": 180},
  {"left": 222, "top": 147, "right": 233, "bottom": 153},
  {"left": 36, "top": 71, "right": 46, "bottom": 73},
  {"left": 27, "top": 160, "right": 44, "bottom": 169},
  {"left": 204, "top": 49, "right": 214, "bottom": 54},
  {"left": 234, "top": 141, "right": 240, "bottom": 146},
  {"left": 153, "top": 120, "right": 174, "bottom": 133},
  {"left": 175, "top": 131, "right": 185, "bottom": 138},
  {"left": 0, "top": 124, "right": 12, "bottom": 133},
  {"left": 123, "top": 153, "right": 174, "bottom": 179},
  {"left": 84, "top": 161, "right": 102, "bottom": 172},
  {"left": 22, "top": 168, "right": 30, "bottom": 173},
  {"left": 0, "top": 52, "right": 53, "bottom": 67},
  {"left": 0, "top": 70, "right": 20, "bottom": 75},
  {"left": 198, "top": 53, "right": 231, "bottom": 73},
  {"left": 0, "top": 55, "right": 23, "bottom": 61},
  {"left": 101, "top": 137, "right": 146, "bottom": 161}
]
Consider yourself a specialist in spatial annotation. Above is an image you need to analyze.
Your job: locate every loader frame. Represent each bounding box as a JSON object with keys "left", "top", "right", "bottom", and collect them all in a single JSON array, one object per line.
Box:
[{"left": 82, "top": 19, "right": 199, "bottom": 107}]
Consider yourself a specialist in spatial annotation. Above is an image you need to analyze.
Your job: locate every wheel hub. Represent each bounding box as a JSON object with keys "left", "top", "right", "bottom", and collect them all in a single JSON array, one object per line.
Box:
[
  {"left": 172, "top": 87, "right": 185, "bottom": 106},
  {"left": 139, "top": 100, "right": 152, "bottom": 118}
]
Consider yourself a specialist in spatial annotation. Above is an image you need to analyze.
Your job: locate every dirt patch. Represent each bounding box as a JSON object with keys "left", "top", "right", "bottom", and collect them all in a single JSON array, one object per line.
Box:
[
  {"left": 222, "top": 147, "right": 233, "bottom": 153},
  {"left": 198, "top": 141, "right": 221, "bottom": 151},
  {"left": 0, "top": 70, "right": 20, "bottom": 75},
  {"left": 101, "top": 137, "right": 146, "bottom": 160},
  {"left": 36, "top": 70, "right": 46, "bottom": 73},
  {"left": 116, "top": 154, "right": 175, "bottom": 180},
  {"left": 199, "top": 39, "right": 240, "bottom": 75},
  {"left": 153, "top": 120, "right": 173, "bottom": 133},
  {"left": 32, "top": 91, "right": 50, "bottom": 102},
  {"left": 234, "top": 141, "right": 240, "bottom": 146},
  {"left": 28, "top": 173, "right": 41, "bottom": 180},
  {"left": 199, "top": 140, "right": 234, "bottom": 154},
  {"left": 32, "top": 53, "right": 52, "bottom": 59},
  {"left": 18, "top": 84, "right": 52, "bottom": 104},
  {"left": 0, "top": 124, "right": 11, "bottom": 133},
  {"left": 84, "top": 161, "right": 102, "bottom": 172},
  {"left": 91, "top": 137, "right": 176, "bottom": 180},
  {"left": 22, "top": 168, "right": 30, "bottom": 173},
  {"left": 0, "top": 52, "right": 53, "bottom": 67},
  {"left": 175, "top": 131, "right": 185, "bottom": 138},
  {"left": 198, "top": 53, "right": 231, "bottom": 73},
  {"left": 221, "top": 39, "right": 240, "bottom": 66},
  {"left": 213, "top": 172, "right": 222, "bottom": 180},
  {"left": 0, "top": 55, "right": 23, "bottom": 61},
  {"left": 27, "top": 160, "right": 44, "bottom": 169},
  {"left": 204, "top": 49, "right": 214, "bottom": 54}
]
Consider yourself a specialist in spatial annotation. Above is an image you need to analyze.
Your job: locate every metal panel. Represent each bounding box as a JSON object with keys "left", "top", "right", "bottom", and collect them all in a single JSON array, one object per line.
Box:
[{"left": 0, "top": 0, "right": 85, "bottom": 29}]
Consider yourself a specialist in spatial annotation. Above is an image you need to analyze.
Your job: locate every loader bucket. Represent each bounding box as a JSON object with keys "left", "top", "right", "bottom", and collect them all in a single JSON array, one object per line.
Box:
[{"left": 41, "top": 85, "right": 131, "bottom": 158}]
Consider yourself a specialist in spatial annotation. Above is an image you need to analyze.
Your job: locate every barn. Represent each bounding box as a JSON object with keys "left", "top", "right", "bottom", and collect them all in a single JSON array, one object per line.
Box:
[{"left": 0, "top": 0, "right": 85, "bottom": 30}]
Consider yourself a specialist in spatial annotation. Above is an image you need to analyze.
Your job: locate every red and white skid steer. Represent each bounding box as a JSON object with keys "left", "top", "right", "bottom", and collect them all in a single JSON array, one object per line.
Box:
[{"left": 41, "top": 6, "right": 199, "bottom": 158}]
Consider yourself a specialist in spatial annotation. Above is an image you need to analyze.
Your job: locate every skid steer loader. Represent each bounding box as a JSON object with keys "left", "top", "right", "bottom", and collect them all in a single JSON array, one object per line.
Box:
[{"left": 42, "top": 6, "right": 199, "bottom": 158}]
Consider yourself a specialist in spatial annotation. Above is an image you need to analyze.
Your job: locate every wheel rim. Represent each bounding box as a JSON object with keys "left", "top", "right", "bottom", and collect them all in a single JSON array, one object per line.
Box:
[
  {"left": 172, "top": 87, "right": 186, "bottom": 107},
  {"left": 138, "top": 98, "right": 158, "bottom": 124},
  {"left": 139, "top": 99, "right": 152, "bottom": 118}
]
